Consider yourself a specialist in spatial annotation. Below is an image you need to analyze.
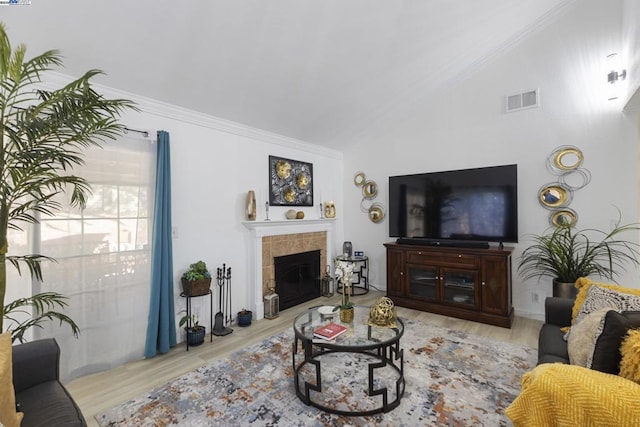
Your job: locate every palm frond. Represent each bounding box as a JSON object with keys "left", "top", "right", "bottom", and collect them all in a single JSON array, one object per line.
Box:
[
  {"left": 6, "top": 254, "right": 56, "bottom": 281},
  {"left": 4, "top": 292, "right": 80, "bottom": 343},
  {"left": 0, "top": 23, "right": 137, "bottom": 331}
]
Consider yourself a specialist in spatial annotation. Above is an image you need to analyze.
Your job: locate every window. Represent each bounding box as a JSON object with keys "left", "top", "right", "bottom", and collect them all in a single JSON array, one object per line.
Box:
[{"left": 35, "top": 134, "right": 156, "bottom": 381}]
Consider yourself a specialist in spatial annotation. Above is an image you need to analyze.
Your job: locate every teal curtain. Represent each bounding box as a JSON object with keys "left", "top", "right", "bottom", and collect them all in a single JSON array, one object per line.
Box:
[{"left": 145, "top": 130, "right": 176, "bottom": 357}]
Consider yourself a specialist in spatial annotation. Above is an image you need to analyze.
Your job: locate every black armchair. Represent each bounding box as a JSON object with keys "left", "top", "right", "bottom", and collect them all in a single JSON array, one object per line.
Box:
[{"left": 12, "top": 338, "right": 87, "bottom": 427}]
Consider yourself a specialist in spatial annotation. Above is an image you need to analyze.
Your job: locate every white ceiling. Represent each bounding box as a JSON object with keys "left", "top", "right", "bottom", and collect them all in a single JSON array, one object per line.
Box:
[{"left": 2, "top": 0, "right": 573, "bottom": 147}]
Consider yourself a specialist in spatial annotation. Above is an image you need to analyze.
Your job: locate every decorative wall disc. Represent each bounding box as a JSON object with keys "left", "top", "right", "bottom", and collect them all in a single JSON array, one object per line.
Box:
[
  {"left": 353, "top": 170, "right": 385, "bottom": 225},
  {"left": 550, "top": 208, "right": 578, "bottom": 227},
  {"left": 547, "top": 145, "right": 584, "bottom": 173},
  {"left": 362, "top": 180, "right": 378, "bottom": 199},
  {"left": 368, "top": 202, "right": 386, "bottom": 223},
  {"left": 538, "top": 183, "right": 572, "bottom": 209}
]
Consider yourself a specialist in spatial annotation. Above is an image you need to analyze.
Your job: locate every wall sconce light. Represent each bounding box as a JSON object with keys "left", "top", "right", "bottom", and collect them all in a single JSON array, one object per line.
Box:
[
  {"left": 607, "top": 54, "right": 626, "bottom": 83},
  {"left": 606, "top": 53, "right": 626, "bottom": 100}
]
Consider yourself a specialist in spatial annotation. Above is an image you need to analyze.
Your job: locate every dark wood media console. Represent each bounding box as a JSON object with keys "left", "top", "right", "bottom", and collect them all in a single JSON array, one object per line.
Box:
[{"left": 384, "top": 242, "right": 514, "bottom": 328}]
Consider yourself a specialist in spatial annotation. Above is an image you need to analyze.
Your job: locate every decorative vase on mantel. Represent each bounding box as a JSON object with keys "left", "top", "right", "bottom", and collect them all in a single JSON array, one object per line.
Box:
[{"left": 246, "top": 190, "right": 256, "bottom": 221}]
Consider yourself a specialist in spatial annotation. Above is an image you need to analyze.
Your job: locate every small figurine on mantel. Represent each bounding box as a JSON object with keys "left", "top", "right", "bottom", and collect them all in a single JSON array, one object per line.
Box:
[{"left": 324, "top": 201, "right": 336, "bottom": 218}]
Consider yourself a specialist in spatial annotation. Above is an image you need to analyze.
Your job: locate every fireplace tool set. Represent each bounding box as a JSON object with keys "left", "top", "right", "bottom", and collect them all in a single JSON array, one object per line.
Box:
[{"left": 212, "top": 264, "right": 233, "bottom": 336}]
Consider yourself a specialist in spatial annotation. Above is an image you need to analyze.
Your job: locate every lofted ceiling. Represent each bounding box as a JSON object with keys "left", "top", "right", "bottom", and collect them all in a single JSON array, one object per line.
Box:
[{"left": 2, "top": 0, "right": 574, "bottom": 147}]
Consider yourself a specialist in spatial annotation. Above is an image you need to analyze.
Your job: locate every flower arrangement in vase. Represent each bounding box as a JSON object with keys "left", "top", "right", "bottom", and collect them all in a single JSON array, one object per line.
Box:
[{"left": 335, "top": 260, "right": 355, "bottom": 322}]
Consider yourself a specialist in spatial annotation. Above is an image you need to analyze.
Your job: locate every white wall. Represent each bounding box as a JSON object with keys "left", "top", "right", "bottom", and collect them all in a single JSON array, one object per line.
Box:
[
  {"left": 74, "top": 86, "right": 345, "bottom": 342},
  {"left": 340, "top": 0, "right": 639, "bottom": 320}
]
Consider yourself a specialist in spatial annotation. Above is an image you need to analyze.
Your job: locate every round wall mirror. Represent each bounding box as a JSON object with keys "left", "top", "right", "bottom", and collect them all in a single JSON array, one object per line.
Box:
[
  {"left": 538, "top": 183, "right": 572, "bottom": 209},
  {"left": 362, "top": 180, "right": 378, "bottom": 199},
  {"left": 549, "top": 146, "right": 584, "bottom": 172},
  {"left": 550, "top": 208, "right": 578, "bottom": 227},
  {"left": 353, "top": 171, "right": 366, "bottom": 187}
]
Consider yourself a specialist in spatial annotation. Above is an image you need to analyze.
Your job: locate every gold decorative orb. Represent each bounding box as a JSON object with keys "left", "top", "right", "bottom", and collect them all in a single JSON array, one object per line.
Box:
[
  {"left": 285, "top": 209, "right": 297, "bottom": 219},
  {"left": 368, "top": 296, "right": 397, "bottom": 328}
]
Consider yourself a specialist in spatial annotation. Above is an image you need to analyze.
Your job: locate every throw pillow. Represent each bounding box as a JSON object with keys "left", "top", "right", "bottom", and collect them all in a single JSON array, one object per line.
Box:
[
  {"left": 572, "top": 278, "right": 640, "bottom": 324},
  {"left": 0, "top": 332, "right": 23, "bottom": 427},
  {"left": 567, "top": 308, "right": 611, "bottom": 367},
  {"left": 589, "top": 311, "right": 640, "bottom": 374},
  {"left": 619, "top": 328, "right": 640, "bottom": 384},
  {"left": 572, "top": 283, "right": 640, "bottom": 326}
]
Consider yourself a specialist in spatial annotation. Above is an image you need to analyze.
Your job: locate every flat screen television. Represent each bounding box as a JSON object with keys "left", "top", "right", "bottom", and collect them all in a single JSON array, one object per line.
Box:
[{"left": 388, "top": 164, "right": 518, "bottom": 245}]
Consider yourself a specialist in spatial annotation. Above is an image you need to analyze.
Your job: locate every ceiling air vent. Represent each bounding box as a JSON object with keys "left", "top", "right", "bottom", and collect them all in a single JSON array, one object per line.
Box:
[{"left": 505, "top": 89, "right": 539, "bottom": 113}]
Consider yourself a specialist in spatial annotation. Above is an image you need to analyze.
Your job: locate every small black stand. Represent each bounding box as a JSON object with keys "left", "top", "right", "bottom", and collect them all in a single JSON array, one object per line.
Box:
[
  {"left": 212, "top": 264, "right": 233, "bottom": 336},
  {"left": 180, "top": 290, "right": 213, "bottom": 351}
]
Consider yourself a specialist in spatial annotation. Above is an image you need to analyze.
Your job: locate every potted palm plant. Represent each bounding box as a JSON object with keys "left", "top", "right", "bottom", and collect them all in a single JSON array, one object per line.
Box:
[
  {"left": 518, "top": 219, "right": 640, "bottom": 298},
  {"left": 0, "top": 22, "right": 136, "bottom": 337}
]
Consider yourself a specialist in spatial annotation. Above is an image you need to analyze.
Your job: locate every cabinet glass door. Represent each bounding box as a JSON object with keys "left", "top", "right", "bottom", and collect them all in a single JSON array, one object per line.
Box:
[
  {"left": 442, "top": 269, "right": 478, "bottom": 307},
  {"left": 407, "top": 265, "right": 438, "bottom": 300}
]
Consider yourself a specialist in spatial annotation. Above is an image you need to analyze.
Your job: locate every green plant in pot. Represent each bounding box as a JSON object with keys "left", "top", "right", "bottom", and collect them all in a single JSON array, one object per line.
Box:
[
  {"left": 181, "top": 260, "right": 212, "bottom": 297},
  {"left": 518, "top": 218, "right": 640, "bottom": 298},
  {"left": 178, "top": 312, "right": 206, "bottom": 346},
  {"left": 0, "top": 23, "right": 136, "bottom": 338}
]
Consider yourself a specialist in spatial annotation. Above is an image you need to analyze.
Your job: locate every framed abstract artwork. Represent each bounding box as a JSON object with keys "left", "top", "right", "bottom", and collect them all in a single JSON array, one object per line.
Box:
[{"left": 269, "top": 155, "right": 313, "bottom": 206}]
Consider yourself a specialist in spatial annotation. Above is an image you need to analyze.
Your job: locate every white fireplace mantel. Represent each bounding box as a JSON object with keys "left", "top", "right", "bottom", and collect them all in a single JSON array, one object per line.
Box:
[{"left": 242, "top": 219, "right": 336, "bottom": 319}]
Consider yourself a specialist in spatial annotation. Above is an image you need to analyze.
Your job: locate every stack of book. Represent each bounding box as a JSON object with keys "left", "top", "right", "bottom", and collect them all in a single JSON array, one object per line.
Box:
[{"left": 313, "top": 323, "right": 347, "bottom": 341}]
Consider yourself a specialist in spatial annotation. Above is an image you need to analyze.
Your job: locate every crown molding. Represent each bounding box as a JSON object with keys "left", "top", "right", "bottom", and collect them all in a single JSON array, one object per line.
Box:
[{"left": 40, "top": 72, "right": 343, "bottom": 160}]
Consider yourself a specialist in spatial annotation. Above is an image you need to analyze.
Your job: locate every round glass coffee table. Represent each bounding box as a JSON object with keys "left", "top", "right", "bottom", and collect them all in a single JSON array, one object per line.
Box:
[{"left": 292, "top": 305, "right": 405, "bottom": 416}]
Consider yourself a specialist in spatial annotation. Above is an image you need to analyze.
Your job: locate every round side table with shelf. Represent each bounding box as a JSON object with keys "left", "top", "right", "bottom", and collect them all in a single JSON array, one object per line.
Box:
[{"left": 335, "top": 255, "right": 369, "bottom": 295}]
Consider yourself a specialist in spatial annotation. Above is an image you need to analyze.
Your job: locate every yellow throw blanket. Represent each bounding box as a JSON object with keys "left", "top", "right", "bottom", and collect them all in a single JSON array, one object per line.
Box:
[{"left": 506, "top": 363, "right": 640, "bottom": 427}]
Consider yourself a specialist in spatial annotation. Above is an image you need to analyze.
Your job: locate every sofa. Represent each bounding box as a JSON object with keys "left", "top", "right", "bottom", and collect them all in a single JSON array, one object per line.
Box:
[
  {"left": 12, "top": 338, "right": 87, "bottom": 427},
  {"left": 537, "top": 296, "right": 573, "bottom": 364},
  {"left": 507, "top": 282, "right": 640, "bottom": 426}
]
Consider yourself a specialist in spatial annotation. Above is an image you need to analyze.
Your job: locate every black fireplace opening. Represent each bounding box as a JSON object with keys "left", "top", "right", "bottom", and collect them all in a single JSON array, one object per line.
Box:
[{"left": 274, "top": 250, "right": 321, "bottom": 311}]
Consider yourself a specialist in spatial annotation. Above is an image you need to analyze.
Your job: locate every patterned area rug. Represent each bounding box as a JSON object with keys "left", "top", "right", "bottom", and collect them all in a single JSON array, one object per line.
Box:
[{"left": 96, "top": 319, "right": 536, "bottom": 426}]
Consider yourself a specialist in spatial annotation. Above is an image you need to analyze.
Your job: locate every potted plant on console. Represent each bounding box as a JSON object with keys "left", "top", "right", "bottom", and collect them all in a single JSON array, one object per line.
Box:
[
  {"left": 178, "top": 312, "right": 206, "bottom": 347},
  {"left": 518, "top": 217, "right": 640, "bottom": 298},
  {"left": 335, "top": 259, "right": 355, "bottom": 322},
  {"left": 181, "top": 260, "right": 212, "bottom": 297}
]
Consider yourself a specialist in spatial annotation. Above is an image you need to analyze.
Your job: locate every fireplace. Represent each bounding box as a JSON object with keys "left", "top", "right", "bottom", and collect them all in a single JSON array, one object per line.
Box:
[
  {"left": 274, "top": 250, "right": 321, "bottom": 311},
  {"left": 242, "top": 219, "right": 335, "bottom": 320}
]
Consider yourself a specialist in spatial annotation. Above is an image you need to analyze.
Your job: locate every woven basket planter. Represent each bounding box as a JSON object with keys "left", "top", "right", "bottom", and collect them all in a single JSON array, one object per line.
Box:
[{"left": 181, "top": 277, "right": 212, "bottom": 297}]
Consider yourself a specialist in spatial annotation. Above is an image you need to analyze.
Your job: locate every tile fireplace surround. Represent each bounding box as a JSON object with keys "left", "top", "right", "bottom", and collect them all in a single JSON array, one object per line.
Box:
[{"left": 242, "top": 219, "right": 336, "bottom": 320}]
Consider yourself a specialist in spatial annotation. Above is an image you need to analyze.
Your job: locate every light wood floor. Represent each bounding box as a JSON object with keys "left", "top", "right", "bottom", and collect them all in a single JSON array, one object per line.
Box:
[{"left": 66, "top": 291, "right": 542, "bottom": 426}]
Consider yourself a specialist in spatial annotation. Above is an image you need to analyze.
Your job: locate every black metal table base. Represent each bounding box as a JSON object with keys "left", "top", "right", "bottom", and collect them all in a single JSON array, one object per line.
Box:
[{"left": 292, "top": 337, "right": 405, "bottom": 416}]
